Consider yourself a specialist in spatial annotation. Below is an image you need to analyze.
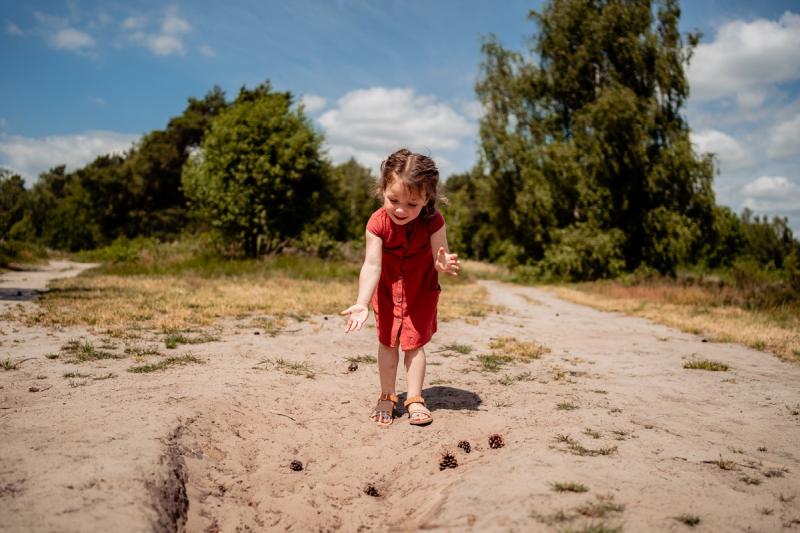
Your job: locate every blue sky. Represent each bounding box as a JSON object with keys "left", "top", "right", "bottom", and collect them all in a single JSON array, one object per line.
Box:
[{"left": 1, "top": 0, "right": 799, "bottom": 232}]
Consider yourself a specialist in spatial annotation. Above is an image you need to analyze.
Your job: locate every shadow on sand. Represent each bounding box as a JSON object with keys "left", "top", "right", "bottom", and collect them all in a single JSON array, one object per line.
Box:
[
  {"left": 398, "top": 386, "right": 481, "bottom": 413},
  {"left": 0, "top": 288, "right": 40, "bottom": 302}
]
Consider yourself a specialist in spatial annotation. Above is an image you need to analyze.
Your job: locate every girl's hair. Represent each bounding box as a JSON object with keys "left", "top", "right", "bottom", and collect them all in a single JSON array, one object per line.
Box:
[{"left": 377, "top": 148, "right": 445, "bottom": 218}]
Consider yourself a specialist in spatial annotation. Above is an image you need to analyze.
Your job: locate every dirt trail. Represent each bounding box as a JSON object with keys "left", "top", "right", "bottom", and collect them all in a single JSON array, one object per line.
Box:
[{"left": 1, "top": 264, "right": 799, "bottom": 532}]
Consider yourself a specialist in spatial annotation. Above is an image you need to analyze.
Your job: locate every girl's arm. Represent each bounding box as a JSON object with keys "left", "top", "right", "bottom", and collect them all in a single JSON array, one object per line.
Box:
[
  {"left": 430, "top": 224, "right": 460, "bottom": 276},
  {"left": 340, "top": 230, "right": 383, "bottom": 332}
]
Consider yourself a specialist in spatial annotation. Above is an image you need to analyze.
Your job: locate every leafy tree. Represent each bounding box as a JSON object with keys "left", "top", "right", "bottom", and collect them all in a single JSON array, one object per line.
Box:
[
  {"left": 328, "top": 158, "right": 379, "bottom": 241},
  {"left": 0, "top": 169, "right": 28, "bottom": 238},
  {"left": 124, "top": 86, "right": 228, "bottom": 236},
  {"left": 182, "top": 82, "right": 329, "bottom": 256},
  {"left": 470, "top": 0, "right": 716, "bottom": 277},
  {"left": 739, "top": 209, "right": 797, "bottom": 269}
]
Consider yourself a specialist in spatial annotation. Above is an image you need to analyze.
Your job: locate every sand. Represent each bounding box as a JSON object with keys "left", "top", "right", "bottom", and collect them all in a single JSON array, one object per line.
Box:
[{"left": 1, "top": 261, "right": 799, "bottom": 532}]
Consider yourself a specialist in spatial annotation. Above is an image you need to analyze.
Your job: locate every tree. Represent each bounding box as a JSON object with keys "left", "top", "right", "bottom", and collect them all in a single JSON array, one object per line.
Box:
[
  {"left": 125, "top": 85, "right": 228, "bottom": 236},
  {"left": 471, "top": 0, "right": 716, "bottom": 277},
  {"left": 182, "top": 82, "right": 329, "bottom": 256},
  {"left": 328, "top": 158, "right": 378, "bottom": 241},
  {"left": 0, "top": 169, "right": 28, "bottom": 239}
]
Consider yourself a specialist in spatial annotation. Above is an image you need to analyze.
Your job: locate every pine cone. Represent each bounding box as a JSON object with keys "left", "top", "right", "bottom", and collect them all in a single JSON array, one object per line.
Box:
[
  {"left": 439, "top": 451, "right": 458, "bottom": 470},
  {"left": 290, "top": 460, "right": 303, "bottom": 471},
  {"left": 488, "top": 434, "right": 505, "bottom": 449},
  {"left": 457, "top": 440, "right": 471, "bottom": 453},
  {"left": 364, "top": 484, "right": 380, "bottom": 497}
]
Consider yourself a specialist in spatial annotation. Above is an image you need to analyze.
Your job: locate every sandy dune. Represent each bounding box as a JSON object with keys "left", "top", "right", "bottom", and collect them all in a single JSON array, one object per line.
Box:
[{"left": 1, "top": 261, "right": 799, "bottom": 532}]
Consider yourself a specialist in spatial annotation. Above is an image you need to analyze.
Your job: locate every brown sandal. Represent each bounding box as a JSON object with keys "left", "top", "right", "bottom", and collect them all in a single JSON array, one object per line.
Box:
[
  {"left": 370, "top": 393, "right": 398, "bottom": 427},
  {"left": 404, "top": 395, "right": 433, "bottom": 426}
]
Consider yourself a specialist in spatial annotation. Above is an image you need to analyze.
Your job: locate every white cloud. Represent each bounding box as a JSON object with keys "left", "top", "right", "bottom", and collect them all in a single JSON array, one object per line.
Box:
[
  {"left": 300, "top": 94, "right": 327, "bottom": 114},
  {"left": 768, "top": 113, "right": 800, "bottom": 158},
  {"left": 318, "top": 87, "right": 474, "bottom": 174},
  {"left": 0, "top": 131, "right": 140, "bottom": 184},
  {"left": 49, "top": 27, "right": 95, "bottom": 50},
  {"left": 691, "top": 129, "right": 755, "bottom": 172},
  {"left": 198, "top": 44, "right": 216, "bottom": 57},
  {"left": 122, "top": 16, "right": 145, "bottom": 30},
  {"left": 141, "top": 33, "right": 184, "bottom": 56},
  {"left": 161, "top": 8, "right": 190, "bottom": 34},
  {"left": 6, "top": 22, "right": 23, "bottom": 36},
  {"left": 688, "top": 12, "right": 800, "bottom": 102},
  {"left": 742, "top": 175, "right": 800, "bottom": 212},
  {"left": 125, "top": 6, "right": 191, "bottom": 56},
  {"left": 461, "top": 100, "right": 485, "bottom": 121},
  {"left": 87, "top": 96, "right": 106, "bottom": 106}
]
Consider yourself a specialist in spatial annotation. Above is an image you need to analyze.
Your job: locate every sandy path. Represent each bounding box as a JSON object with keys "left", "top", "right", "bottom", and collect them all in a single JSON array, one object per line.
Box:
[{"left": 1, "top": 265, "right": 799, "bottom": 532}]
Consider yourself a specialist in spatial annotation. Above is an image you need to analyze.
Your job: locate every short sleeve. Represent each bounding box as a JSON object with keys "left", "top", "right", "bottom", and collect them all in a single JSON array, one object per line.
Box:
[
  {"left": 427, "top": 210, "right": 445, "bottom": 236},
  {"left": 366, "top": 209, "right": 386, "bottom": 239}
]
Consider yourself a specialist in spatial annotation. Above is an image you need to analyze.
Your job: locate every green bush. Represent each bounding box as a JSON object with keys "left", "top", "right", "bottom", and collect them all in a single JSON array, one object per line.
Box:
[
  {"left": 182, "top": 82, "right": 329, "bottom": 257},
  {"left": 537, "top": 223, "right": 625, "bottom": 281}
]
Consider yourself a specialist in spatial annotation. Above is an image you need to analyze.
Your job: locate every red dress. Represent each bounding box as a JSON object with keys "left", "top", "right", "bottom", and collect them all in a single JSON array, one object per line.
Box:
[{"left": 367, "top": 207, "right": 445, "bottom": 350}]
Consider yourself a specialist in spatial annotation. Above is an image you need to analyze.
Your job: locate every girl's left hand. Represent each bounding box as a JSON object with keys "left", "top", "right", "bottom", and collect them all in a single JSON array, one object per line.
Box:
[{"left": 435, "top": 247, "right": 460, "bottom": 276}]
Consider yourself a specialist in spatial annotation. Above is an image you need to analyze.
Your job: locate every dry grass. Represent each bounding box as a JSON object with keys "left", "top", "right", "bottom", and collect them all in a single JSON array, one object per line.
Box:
[
  {"left": 489, "top": 336, "right": 550, "bottom": 361},
  {"left": 439, "top": 279, "right": 505, "bottom": 321},
  {"left": 16, "top": 268, "right": 497, "bottom": 332},
  {"left": 684, "top": 359, "right": 729, "bottom": 371},
  {"left": 547, "top": 283, "right": 800, "bottom": 361},
  {"left": 551, "top": 481, "right": 589, "bottom": 493},
  {"left": 256, "top": 358, "right": 316, "bottom": 379},
  {"left": 127, "top": 354, "right": 204, "bottom": 373}
]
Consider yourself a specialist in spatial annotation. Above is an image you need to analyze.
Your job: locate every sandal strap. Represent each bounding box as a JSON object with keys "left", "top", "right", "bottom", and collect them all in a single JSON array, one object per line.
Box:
[
  {"left": 379, "top": 393, "right": 398, "bottom": 405},
  {"left": 403, "top": 395, "right": 425, "bottom": 408}
]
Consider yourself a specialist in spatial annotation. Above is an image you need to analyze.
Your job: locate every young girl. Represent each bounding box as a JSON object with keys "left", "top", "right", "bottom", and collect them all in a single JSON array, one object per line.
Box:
[{"left": 340, "top": 149, "right": 460, "bottom": 427}]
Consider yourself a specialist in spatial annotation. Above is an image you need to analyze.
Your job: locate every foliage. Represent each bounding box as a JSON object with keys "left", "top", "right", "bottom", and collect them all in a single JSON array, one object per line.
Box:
[
  {"left": 182, "top": 82, "right": 329, "bottom": 257},
  {"left": 0, "top": 169, "right": 28, "bottom": 238},
  {"left": 328, "top": 158, "right": 379, "bottom": 241},
  {"left": 454, "top": 0, "right": 716, "bottom": 278},
  {"left": 0, "top": 87, "right": 228, "bottom": 252}
]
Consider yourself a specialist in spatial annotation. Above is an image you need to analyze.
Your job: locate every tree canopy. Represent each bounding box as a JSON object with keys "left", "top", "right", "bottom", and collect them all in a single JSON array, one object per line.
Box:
[
  {"left": 449, "top": 0, "right": 717, "bottom": 277},
  {"left": 182, "top": 83, "right": 329, "bottom": 256}
]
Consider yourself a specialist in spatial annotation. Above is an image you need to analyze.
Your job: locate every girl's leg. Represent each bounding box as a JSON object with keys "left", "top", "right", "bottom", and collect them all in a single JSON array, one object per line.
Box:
[
  {"left": 403, "top": 345, "right": 426, "bottom": 399},
  {"left": 371, "top": 342, "right": 400, "bottom": 424},
  {"left": 377, "top": 342, "right": 400, "bottom": 394},
  {"left": 404, "top": 346, "right": 432, "bottom": 423}
]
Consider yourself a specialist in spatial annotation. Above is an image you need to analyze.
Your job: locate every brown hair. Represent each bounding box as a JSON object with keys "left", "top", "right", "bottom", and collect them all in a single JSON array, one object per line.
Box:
[{"left": 377, "top": 148, "right": 445, "bottom": 218}]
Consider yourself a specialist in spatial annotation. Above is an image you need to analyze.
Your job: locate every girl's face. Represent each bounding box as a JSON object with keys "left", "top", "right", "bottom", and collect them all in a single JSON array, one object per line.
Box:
[{"left": 383, "top": 178, "right": 426, "bottom": 226}]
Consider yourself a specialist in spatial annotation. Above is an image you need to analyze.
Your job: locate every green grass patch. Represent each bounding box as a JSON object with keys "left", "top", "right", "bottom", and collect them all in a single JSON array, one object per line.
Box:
[
  {"left": 1, "top": 358, "right": 21, "bottom": 370},
  {"left": 474, "top": 353, "right": 515, "bottom": 372},
  {"left": 562, "top": 523, "right": 622, "bottom": 533},
  {"left": 63, "top": 371, "right": 91, "bottom": 378},
  {"left": 551, "top": 481, "right": 588, "bottom": 493},
  {"left": 127, "top": 355, "right": 204, "bottom": 373},
  {"left": 674, "top": 514, "right": 701, "bottom": 527},
  {"left": 443, "top": 342, "right": 474, "bottom": 354},
  {"left": 124, "top": 345, "right": 163, "bottom": 357},
  {"left": 683, "top": 359, "right": 729, "bottom": 371},
  {"left": 60, "top": 339, "right": 121, "bottom": 362},
  {"left": 164, "top": 331, "right": 220, "bottom": 349},
  {"left": 80, "top": 236, "right": 360, "bottom": 281},
  {"left": 576, "top": 500, "right": 625, "bottom": 518},
  {"left": 557, "top": 401, "right": 579, "bottom": 411},
  {"left": 345, "top": 354, "right": 377, "bottom": 364},
  {"left": 257, "top": 358, "right": 316, "bottom": 379},
  {"left": 498, "top": 371, "right": 534, "bottom": 385}
]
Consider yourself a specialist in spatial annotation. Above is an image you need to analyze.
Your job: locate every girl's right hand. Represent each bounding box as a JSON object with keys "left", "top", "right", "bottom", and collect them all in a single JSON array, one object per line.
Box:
[{"left": 340, "top": 304, "right": 369, "bottom": 332}]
